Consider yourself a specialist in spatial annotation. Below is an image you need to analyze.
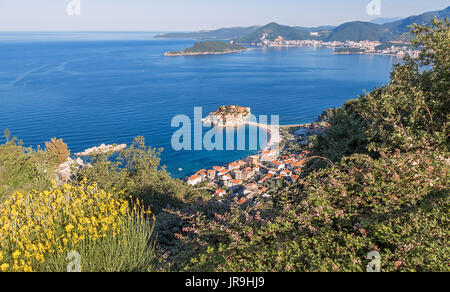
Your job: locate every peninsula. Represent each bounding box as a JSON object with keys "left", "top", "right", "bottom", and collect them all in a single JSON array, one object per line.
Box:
[
  {"left": 202, "top": 105, "right": 251, "bottom": 127},
  {"left": 164, "top": 40, "right": 247, "bottom": 56}
]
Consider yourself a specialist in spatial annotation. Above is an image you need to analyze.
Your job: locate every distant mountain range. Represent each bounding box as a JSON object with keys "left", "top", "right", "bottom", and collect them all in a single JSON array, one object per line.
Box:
[
  {"left": 370, "top": 17, "right": 402, "bottom": 25},
  {"left": 156, "top": 6, "right": 450, "bottom": 43}
]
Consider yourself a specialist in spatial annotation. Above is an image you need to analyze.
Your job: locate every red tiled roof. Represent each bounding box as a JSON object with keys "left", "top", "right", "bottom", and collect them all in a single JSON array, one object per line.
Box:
[
  {"left": 290, "top": 161, "right": 305, "bottom": 167},
  {"left": 188, "top": 175, "right": 201, "bottom": 181}
]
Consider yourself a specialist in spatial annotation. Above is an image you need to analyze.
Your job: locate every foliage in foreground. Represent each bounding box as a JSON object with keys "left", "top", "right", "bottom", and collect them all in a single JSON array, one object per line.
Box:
[
  {"left": 0, "top": 181, "right": 155, "bottom": 272},
  {"left": 158, "top": 150, "right": 449, "bottom": 272}
]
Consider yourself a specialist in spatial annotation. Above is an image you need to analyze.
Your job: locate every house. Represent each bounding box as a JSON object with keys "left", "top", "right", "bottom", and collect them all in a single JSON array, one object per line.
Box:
[
  {"left": 268, "top": 160, "right": 285, "bottom": 170},
  {"left": 207, "top": 170, "right": 216, "bottom": 180},
  {"left": 261, "top": 149, "right": 278, "bottom": 158},
  {"left": 217, "top": 169, "right": 229, "bottom": 177},
  {"left": 233, "top": 169, "right": 243, "bottom": 180},
  {"left": 214, "top": 189, "right": 226, "bottom": 197},
  {"left": 213, "top": 166, "right": 225, "bottom": 171},
  {"left": 247, "top": 155, "right": 260, "bottom": 165},
  {"left": 260, "top": 155, "right": 273, "bottom": 163},
  {"left": 228, "top": 162, "right": 240, "bottom": 171},
  {"left": 196, "top": 169, "right": 207, "bottom": 179},
  {"left": 241, "top": 167, "right": 255, "bottom": 180},
  {"left": 222, "top": 174, "right": 232, "bottom": 182},
  {"left": 243, "top": 183, "right": 259, "bottom": 196},
  {"left": 187, "top": 175, "right": 202, "bottom": 186},
  {"left": 291, "top": 175, "right": 299, "bottom": 182},
  {"left": 227, "top": 179, "right": 242, "bottom": 190},
  {"left": 280, "top": 169, "right": 292, "bottom": 177},
  {"left": 237, "top": 160, "right": 247, "bottom": 167}
]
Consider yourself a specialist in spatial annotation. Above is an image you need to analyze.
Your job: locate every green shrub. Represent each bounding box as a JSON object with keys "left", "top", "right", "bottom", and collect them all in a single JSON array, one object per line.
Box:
[
  {"left": 45, "top": 138, "right": 70, "bottom": 163},
  {"left": 0, "top": 134, "right": 59, "bottom": 198}
]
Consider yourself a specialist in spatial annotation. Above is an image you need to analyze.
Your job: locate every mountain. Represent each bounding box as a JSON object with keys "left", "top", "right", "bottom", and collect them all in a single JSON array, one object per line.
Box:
[
  {"left": 157, "top": 6, "right": 450, "bottom": 43},
  {"left": 370, "top": 17, "right": 402, "bottom": 25},
  {"left": 325, "top": 21, "right": 393, "bottom": 41},
  {"left": 237, "top": 22, "right": 314, "bottom": 43},
  {"left": 383, "top": 6, "right": 450, "bottom": 36},
  {"left": 155, "top": 26, "right": 260, "bottom": 40}
]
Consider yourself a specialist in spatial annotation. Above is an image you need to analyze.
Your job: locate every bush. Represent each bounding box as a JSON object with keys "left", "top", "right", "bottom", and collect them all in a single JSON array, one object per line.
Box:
[
  {"left": 0, "top": 181, "right": 156, "bottom": 272},
  {"left": 0, "top": 135, "right": 59, "bottom": 198},
  {"left": 79, "top": 136, "right": 209, "bottom": 214},
  {"left": 45, "top": 138, "right": 70, "bottom": 163}
]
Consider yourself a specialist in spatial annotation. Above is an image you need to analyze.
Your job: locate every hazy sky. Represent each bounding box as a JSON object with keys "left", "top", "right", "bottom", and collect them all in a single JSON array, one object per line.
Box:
[{"left": 1, "top": 0, "right": 449, "bottom": 31}]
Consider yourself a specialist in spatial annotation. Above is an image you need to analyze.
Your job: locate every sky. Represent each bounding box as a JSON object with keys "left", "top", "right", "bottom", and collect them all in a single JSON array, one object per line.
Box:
[{"left": 0, "top": 0, "right": 449, "bottom": 31}]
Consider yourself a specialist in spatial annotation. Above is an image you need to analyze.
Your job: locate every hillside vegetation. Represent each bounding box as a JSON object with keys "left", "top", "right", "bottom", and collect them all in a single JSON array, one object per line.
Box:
[{"left": 165, "top": 41, "right": 246, "bottom": 56}]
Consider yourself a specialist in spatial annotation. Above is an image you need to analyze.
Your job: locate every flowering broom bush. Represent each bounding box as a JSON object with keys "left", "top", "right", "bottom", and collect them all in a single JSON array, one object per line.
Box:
[{"left": 0, "top": 180, "right": 156, "bottom": 272}]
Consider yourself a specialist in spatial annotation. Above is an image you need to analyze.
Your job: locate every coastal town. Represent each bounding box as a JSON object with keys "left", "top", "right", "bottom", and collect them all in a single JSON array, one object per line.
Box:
[
  {"left": 186, "top": 111, "right": 332, "bottom": 205},
  {"left": 254, "top": 34, "right": 420, "bottom": 58}
]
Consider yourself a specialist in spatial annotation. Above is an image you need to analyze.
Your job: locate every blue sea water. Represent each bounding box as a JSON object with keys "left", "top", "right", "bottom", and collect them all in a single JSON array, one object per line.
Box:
[{"left": 0, "top": 32, "right": 400, "bottom": 178}]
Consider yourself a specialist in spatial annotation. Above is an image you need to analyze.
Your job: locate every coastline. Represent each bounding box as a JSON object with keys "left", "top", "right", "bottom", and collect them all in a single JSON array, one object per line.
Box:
[
  {"left": 244, "top": 121, "right": 280, "bottom": 152},
  {"left": 183, "top": 121, "right": 310, "bottom": 180}
]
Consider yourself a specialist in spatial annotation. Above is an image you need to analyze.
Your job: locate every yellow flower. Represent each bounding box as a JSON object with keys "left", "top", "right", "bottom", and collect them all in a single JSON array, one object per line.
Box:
[
  {"left": 65, "top": 224, "right": 75, "bottom": 233},
  {"left": 0, "top": 263, "right": 9, "bottom": 272},
  {"left": 0, "top": 182, "right": 150, "bottom": 272},
  {"left": 12, "top": 250, "right": 21, "bottom": 259}
]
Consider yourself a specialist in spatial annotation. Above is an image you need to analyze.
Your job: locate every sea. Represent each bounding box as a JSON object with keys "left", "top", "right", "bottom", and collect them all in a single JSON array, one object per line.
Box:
[{"left": 0, "top": 32, "right": 400, "bottom": 178}]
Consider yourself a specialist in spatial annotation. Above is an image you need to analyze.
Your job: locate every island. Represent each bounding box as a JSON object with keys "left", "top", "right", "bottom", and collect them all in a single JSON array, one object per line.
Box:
[
  {"left": 164, "top": 40, "right": 247, "bottom": 56},
  {"left": 201, "top": 105, "right": 251, "bottom": 127}
]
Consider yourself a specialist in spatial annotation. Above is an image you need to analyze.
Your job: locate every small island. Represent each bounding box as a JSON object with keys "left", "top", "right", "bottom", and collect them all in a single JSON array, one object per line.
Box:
[
  {"left": 202, "top": 105, "right": 251, "bottom": 127},
  {"left": 164, "top": 40, "right": 247, "bottom": 56}
]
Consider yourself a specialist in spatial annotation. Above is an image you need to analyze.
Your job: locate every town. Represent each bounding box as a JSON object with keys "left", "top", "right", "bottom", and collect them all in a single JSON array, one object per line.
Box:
[
  {"left": 252, "top": 34, "right": 420, "bottom": 58},
  {"left": 185, "top": 122, "right": 331, "bottom": 206}
]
